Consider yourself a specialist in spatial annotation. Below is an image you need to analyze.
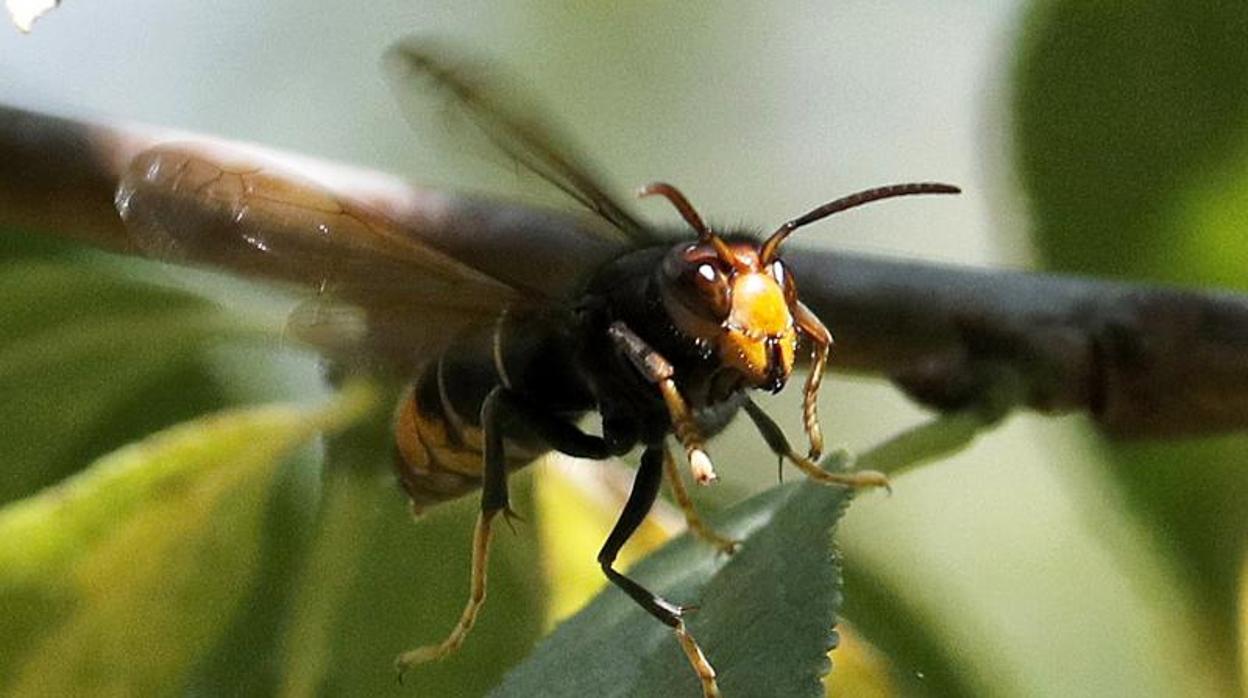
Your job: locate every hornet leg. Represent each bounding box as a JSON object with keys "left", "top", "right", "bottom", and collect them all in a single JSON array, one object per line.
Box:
[
  {"left": 662, "top": 444, "right": 740, "bottom": 555},
  {"left": 742, "top": 397, "right": 890, "bottom": 491},
  {"left": 792, "top": 301, "right": 831, "bottom": 460},
  {"left": 599, "top": 445, "right": 720, "bottom": 698},
  {"left": 608, "top": 321, "right": 717, "bottom": 485},
  {"left": 396, "top": 387, "right": 613, "bottom": 677}
]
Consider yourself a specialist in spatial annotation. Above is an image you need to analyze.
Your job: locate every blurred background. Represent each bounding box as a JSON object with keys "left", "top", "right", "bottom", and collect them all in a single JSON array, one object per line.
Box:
[{"left": 2, "top": 1, "right": 1247, "bottom": 696}]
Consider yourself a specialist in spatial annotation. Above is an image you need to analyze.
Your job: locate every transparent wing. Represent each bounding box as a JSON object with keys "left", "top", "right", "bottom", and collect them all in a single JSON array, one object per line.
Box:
[
  {"left": 115, "top": 143, "right": 526, "bottom": 374},
  {"left": 385, "top": 39, "right": 659, "bottom": 246}
]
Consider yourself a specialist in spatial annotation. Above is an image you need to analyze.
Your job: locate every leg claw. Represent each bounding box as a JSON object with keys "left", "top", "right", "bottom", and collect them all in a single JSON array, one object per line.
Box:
[{"left": 501, "top": 506, "right": 524, "bottom": 534}]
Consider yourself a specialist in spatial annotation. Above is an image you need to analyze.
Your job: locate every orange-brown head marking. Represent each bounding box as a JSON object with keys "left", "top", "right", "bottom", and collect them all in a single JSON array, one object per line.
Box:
[{"left": 722, "top": 268, "right": 797, "bottom": 391}]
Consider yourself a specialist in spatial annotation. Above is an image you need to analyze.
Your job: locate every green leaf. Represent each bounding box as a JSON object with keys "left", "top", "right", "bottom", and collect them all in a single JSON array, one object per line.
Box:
[
  {"left": 0, "top": 250, "right": 280, "bottom": 502},
  {"left": 492, "top": 460, "right": 852, "bottom": 698},
  {"left": 0, "top": 230, "right": 548, "bottom": 697},
  {"left": 0, "top": 227, "right": 340, "bottom": 695},
  {"left": 0, "top": 383, "right": 375, "bottom": 696},
  {"left": 232, "top": 393, "right": 548, "bottom": 698},
  {"left": 303, "top": 473, "right": 549, "bottom": 697}
]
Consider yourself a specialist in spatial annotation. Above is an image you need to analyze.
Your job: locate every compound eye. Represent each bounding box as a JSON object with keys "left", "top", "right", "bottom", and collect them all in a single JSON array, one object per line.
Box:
[
  {"left": 684, "top": 262, "right": 731, "bottom": 320},
  {"left": 697, "top": 263, "right": 718, "bottom": 283},
  {"left": 771, "top": 259, "right": 796, "bottom": 302}
]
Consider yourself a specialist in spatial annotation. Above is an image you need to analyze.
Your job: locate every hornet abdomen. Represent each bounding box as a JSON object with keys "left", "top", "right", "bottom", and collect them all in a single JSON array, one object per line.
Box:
[{"left": 393, "top": 307, "right": 594, "bottom": 513}]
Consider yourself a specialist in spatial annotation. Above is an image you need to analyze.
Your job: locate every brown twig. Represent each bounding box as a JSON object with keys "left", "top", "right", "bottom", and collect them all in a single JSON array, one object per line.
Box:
[
  {"left": 788, "top": 251, "right": 1248, "bottom": 438},
  {"left": 2, "top": 103, "right": 1245, "bottom": 439}
]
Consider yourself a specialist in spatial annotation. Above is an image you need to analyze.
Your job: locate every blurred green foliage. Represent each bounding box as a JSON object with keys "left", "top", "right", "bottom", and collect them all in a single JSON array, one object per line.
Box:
[
  {"left": 0, "top": 235, "right": 551, "bottom": 695},
  {"left": 1016, "top": 1, "right": 1248, "bottom": 691},
  {"left": 0, "top": 237, "right": 246, "bottom": 498},
  {"left": 0, "top": 362, "right": 369, "bottom": 694}
]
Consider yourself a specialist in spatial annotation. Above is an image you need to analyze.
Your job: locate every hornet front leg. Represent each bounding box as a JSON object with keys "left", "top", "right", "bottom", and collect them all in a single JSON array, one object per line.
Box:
[
  {"left": 607, "top": 321, "right": 718, "bottom": 486},
  {"left": 743, "top": 397, "right": 890, "bottom": 491},
  {"left": 793, "top": 300, "right": 830, "bottom": 460}
]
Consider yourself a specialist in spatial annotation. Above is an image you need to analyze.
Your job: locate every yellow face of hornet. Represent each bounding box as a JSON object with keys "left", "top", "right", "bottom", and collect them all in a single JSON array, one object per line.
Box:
[{"left": 659, "top": 241, "right": 799, "bottom": 392}]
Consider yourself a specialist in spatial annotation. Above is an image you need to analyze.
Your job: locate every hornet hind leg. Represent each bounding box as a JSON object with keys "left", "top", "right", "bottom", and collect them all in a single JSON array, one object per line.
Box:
[{"left": 395, "top": 387, "right": 612, "bottom": 679}]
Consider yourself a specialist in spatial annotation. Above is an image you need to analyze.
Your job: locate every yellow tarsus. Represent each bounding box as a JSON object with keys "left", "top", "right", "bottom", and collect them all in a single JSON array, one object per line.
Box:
[
  {"left": 394, "top": 509, "right": 498, "bottom": 677},
  {"left": 675, "top": 620, "right": 721, "bottom": 698},
  {"left": 802, "top": 342, "right": 828, "bottom": 460}
]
